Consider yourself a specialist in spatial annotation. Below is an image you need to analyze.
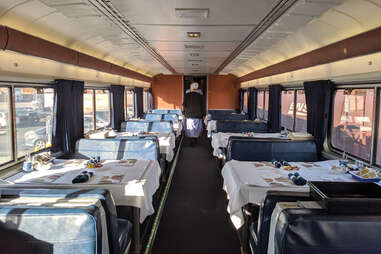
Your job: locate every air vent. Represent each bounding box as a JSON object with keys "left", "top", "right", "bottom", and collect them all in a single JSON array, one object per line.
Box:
[
  {"left": 192, "top": 63, "right": 199, "bottom": 66},
  {"left": 188, "top": 59, "right": 202, "bottom": 62},
  {"left": 185, "top": 44, "right": 204, "bottom": 49},
  {"left": 175, "top": 8, "right": 209, "bottom": 19}
]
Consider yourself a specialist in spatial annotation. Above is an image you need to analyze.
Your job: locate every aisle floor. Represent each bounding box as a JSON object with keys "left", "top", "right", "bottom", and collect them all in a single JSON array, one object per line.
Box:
[{"left": 152, "top": 134, "right": 241, "bottom": 254}]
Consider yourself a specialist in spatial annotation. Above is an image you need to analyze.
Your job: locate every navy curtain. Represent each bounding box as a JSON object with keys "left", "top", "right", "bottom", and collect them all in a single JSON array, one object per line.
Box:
[
  {"left": 52, "top": 79, "right": 84, "bottom": 154},
  {"left": 239, "top": 89, "right": 244, "bottom": 113},
  {"left": 248, "top": 87, "right": 257, "bottom": 120},
  {"left": 134, "top": 87, "right": 143, "bottom": 118},
  {"left": 148, "top": 88, "right": 153, "bottom": 111},
  {"left": 268, "top": 84, "right": 282, "bottom": 133},
  {"left": 304, "top": 80, "right": 334, "bottom": 153},
  {"left": 110, "top": 85, "right": 125, "bottom": 131}
]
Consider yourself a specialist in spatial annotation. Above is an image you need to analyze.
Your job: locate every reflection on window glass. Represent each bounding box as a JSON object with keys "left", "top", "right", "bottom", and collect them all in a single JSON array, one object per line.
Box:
[
  {"left": 331, "top": 89, "right": 374, "bottom": 161},
  {"left": 125, "top": 90, "right": 135, "bottom": 119},
  {"left": 257, "top": 91, "right": 264, "bottom": 119},
  {"left": 295, "top": 90, "right": 307, "bottom": 132},
  {"left": 243, "top": 91, "right": 248, "bottom": 113},
  {"left": 264, "top": 90, "right": 269, "bottom": 120},
  {"left": 15, "top": 87, "right": 54, "bottom": 157},
  {"left": 281, "top": 90, "right": 294, "bottom": 130},
  {"left": 84, "top": 89, "right": 94, "bottom": 133},
  {"left": 0, "top": 87, "right": 12, "bottom": 164},
  {"left": 95, "top": 90, "right": 110, "bottom": 129}
]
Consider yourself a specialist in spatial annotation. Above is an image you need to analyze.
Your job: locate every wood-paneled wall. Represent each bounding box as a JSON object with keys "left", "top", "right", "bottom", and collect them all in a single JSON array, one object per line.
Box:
[
  {"left": 152, "top": 74, "right": 183, "bottom": 109},
  {"left": 207, "top": 74, "right": 239, "bottom": 110}
]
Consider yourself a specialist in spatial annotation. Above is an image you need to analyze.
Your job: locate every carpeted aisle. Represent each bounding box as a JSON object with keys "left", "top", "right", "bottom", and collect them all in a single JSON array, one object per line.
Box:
[{"left": 151, "top": 134, "right": 241, "bottom": 254}]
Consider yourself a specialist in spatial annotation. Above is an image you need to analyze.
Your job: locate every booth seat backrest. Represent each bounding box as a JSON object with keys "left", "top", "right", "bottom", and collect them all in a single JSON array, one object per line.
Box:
[
  {"left": 211, "top": 113, "right": 249, "bottom": 121},
  {"left": 121, "top": 120, "right": 173, "bottom": 134},
  {"left": 226, "top": 137, "right": 318, "bottom": 162},
  {"left": 255, "top": 191, "right": 311, "bottom": 254},
  {"left": 150, "top": 121, "right": 173, "bottom": 133},
  {"left": 144, "top": 113, "right": 163, "bottom": 121},
  {"left": 163, "top": 114, "right": 179, "bottom": 122},
  {"left": 216, "top": 120, "right": 268, "bottom": 133},
  {"left": 75, "top": 137, "right": 159, "bottom": 161},
  {"left": 122, "top": 121, "right": 150, "bottom": 132},
  {"left": 168, "top": 109, "right": 182, "bottom": 115},
  {"left": 0, "top": 187, "right": 121, "bottom": 254},
  {"left": 208, "top": 109, "right": 239, "bottom": 116},
  {"left": 275, "top": 209, "right": 381, "bottom": 254},
  {"left": 0, "top": 205, "right": 102, "bottom": 254},
  {"left": 152, "top": 109, "right": 169, "bottom": 114}
]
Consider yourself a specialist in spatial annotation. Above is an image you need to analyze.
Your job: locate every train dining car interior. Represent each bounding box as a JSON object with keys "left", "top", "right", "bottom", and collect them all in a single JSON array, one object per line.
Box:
[{"left": 0, "top": 0, "right": 381, "bottom": 253}]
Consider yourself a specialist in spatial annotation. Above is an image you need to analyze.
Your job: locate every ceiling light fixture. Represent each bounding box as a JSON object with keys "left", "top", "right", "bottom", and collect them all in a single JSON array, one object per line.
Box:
[
  {"left": 187, "top": 32, "right": 201, "bottom": 38},
  {"left": 190, "top": 53, "right": 199, "bottom": 57}
]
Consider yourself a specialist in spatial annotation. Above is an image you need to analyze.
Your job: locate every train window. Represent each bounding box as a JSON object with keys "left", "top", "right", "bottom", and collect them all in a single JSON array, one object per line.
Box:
[
  {"left": 84, "top": 89, "right": 94, "bottom": 133},
  {"left": 15, "top": 87, "right": 54, "bottom": 157},
  {"left": 243, "top": 90, "right": 248, "bottom": 114},
  {"left": 257, "top": 90, "right": 264, "bottom": 119},
  {"left": 95, "top": 90, "right": 110, "bottom": 129},
  {"left": 0, "top": 87, "right": 12, "bottom": 164},
  {"left": 281, "top": 90, "right": 294, "bottom": 130},
  {"left": 264, "top": 90, "right": 269, "bottom": 121},
  {"left": 125, "top": 89, "right": 135, "bottom": 119},
  {"left": 295, "top": 90, "right": 307, "bottom": 132},
  {"left": 331, "top": 88, "right": 374, "bottom": 161},
  {"left": 143, "top": 89, "right": 149, "bottom": 113}
]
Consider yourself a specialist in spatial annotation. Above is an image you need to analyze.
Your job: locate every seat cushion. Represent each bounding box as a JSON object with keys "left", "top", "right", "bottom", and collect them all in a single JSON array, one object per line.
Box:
[{"left": 117, "top": 218, "right": 133, "bottom": 253}]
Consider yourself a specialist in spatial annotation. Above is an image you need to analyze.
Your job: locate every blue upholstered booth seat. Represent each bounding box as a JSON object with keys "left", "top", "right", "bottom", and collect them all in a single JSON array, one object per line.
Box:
[
  {"left": 121, "top": 120, "right": 173, "bottom": 134},
  {"left": 249, "top": 191, "right": 311, "bottom": 254},
  {"left": 216, "top": 120, "right": 268, "bottom": 133},
  {"left": 163, "top": 114, "right": 179, "bottom": 122},
  {"left": 0, "top": 205, "right": 102, "bottom": 254},
  {"left": 151, "top": 109, "right": 182, "bottom": 115},
  {"left": 144, "top": 113, "right": 163, "bottom": 121},
  {"left": 226, "top": 137, "right": 318, "bottom": 162},
  {"left": 151, "top": 109, "right": 168, "bottom": 114},
  {"left": 0, "top": 187, "right": 132, "bottom": 254},
  {"left": 272, "top": 208, "right": 381, "bottom": 254},
  {"left": 168, "top": 109, "right": 182, "bottom": 115},
  {"left": 75, "top": 137, "right": 159, "bottom": 161}
]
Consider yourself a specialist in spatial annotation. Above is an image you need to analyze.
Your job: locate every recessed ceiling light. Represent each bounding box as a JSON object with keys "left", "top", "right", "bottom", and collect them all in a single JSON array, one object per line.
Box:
[
  {"left": 175, "top": 8, "right": 209, "bottom": 19},
  {"left": 185, "top": 44, "right": 204, "bottom": 49},
  {"left": 190, "top": 53, "right": 199, "bottom": 57},
  {"left": 187, "top": 32, "right": 201, "bottom": 38}
]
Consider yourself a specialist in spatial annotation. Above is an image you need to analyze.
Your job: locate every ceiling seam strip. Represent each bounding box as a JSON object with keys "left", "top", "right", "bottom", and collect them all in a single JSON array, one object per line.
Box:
[
  {"left": 87, "top": 0, "right": 177, "bottom": 74},
  {"left": 213, "top": 0, "right": 299, "bottom": 74}
]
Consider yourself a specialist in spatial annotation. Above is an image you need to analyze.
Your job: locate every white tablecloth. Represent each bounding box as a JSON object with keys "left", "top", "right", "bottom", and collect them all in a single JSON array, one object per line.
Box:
[
  {"left": 211, "top": 132, "right": 283, "bottom": 157},
  {"left": 206, "top": 120, "right": 217, "bottom": 138},
  {"left": 116, "top": 132, "right": 176, "bottom": 162},
  {"left": 6, "top": 159, "right": 161, "bottom": 223},
  {"left": 173, "top": 121, "right": 183, "bottom": 137},
  {"left": 221, "top": 160, "right": 353, "bottom": 228}
]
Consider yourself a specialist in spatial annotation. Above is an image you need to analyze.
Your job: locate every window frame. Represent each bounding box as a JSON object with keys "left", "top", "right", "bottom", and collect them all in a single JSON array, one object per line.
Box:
[
  {"left": 328, "top": 82, "right": 381, "bottom": 166},
  {"left": 280, "top": 89, "right": 297, "bottom": 131},
  {"left": 0, "top": 82, "right": 55, "bottom": 171},
  {"left": 257, "top": 89, "right": 268, "bottom": 121},
  {"left": 83, "top": 87, "right": 112, "bottom": 133}
]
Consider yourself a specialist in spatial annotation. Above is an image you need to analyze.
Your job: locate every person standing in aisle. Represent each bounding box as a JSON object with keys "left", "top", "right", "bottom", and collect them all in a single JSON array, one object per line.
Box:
[{"left": 183, "top": 82, "right": 204, "bottom": 145}]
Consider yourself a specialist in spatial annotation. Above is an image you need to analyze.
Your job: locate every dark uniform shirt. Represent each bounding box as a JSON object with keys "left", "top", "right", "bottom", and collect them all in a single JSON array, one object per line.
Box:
[{"left": 183, "top": 92, "right": 203, "bottom": 119}]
